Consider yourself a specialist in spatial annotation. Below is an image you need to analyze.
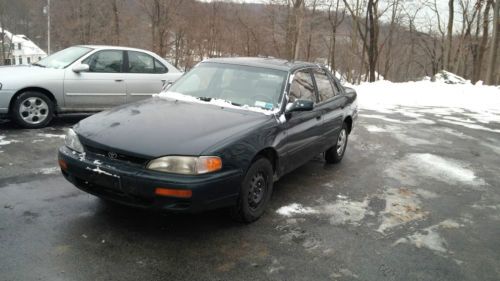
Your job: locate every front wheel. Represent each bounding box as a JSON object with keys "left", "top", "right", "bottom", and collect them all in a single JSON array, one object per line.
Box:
[
  {"left": 325, "top": 123, "right": 349, "bottom": 164},
  {"left": 231, "top": 157, "right": 274, "bottom": 223},
  {"left": 11, "top": 91, "right": 54, "bottom": 129}
]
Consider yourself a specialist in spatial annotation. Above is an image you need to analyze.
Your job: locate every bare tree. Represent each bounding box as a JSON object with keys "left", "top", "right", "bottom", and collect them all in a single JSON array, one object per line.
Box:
[
  {"left": 326, "top": 0, "right": 345, "bottom": 71},
  {"left": 111, "top": 0, "right": 120, "bottom": 45},
  {"left": 446, "top": 0, "right": 455, "bottom": 70},
  {"left": 486, "top": 0, "right": 499, "bottom": 84}
]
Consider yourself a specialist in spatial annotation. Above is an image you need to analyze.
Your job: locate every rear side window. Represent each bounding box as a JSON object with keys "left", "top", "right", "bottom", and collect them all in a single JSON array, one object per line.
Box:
[
  {"left": 83, "top": 50, "right": 124, "bottom": 73},
  {"left": 128, "top": 51, "right": 168, "bottom": 74},
  {"left": 314, "top": 68, "right": 337, "bottom": 102},
  {"left": 289, "top": 70, "right": 316, "bottom": 103},
  {"left": 154, "top": 59, "right": 168, "bottom": 73}
]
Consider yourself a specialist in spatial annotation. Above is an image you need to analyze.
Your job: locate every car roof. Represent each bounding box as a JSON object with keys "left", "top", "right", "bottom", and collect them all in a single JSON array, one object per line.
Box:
[
  {"left": 76, "top": 45, "right": 157, "bottom": 53},
  {"left": 202, "top": 57, "right": 319, "bottom": 72}
]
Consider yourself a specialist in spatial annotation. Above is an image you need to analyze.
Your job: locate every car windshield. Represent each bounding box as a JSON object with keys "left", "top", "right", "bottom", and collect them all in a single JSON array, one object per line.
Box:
[
  {"left": 166, "top": 62, "right": 288, "bottom": 111},
  {"left": 34, "top": 46, "right": 92, "bottom": 69}
]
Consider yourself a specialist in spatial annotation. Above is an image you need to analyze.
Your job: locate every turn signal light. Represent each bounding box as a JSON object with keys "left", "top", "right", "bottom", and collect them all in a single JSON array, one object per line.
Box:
[
  {"left": 155, "top": 188, "right": 192, "bottom": 198},
  {"left": 58, "top": 159, "right": 68, "bottom": 171}
]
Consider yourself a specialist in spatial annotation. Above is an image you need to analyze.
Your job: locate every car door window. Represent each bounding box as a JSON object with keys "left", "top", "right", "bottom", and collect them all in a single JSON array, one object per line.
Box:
[
  {"left": 289, "top": 70, "right": 316, "bottom": 103},
  {"left": 128, "top": 51, "right": 156, "bottom": 73},
  {"left": 154, "top": 59, "right": 168, "bottom": 73},
  {"left": 313, "top": 68, "right": 337, "bottom": 102},
  {"left": 82, "top": 50, "right": 123, "bottom": 73}
]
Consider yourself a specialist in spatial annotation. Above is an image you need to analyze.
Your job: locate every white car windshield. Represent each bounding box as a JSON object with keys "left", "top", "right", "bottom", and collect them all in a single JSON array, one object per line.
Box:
[
  {"left": 34, "top": 46, "right": 92, "bottom": 69},
  {"left": 166, "top": 62, "right": 288, "bottom": 111}
]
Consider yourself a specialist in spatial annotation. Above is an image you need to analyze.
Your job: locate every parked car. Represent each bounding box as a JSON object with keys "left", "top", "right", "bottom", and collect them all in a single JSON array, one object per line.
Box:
[
  {"left": 58, "top": 57, "right": 358, "bottom": 222},
  {"left": 0, "top": 45, "right": 182, "bottom": 128}
]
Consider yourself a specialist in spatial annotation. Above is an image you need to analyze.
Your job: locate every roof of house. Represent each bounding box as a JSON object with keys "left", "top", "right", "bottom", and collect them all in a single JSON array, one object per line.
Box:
[{"left": 0, "top": 28, "right": 46, "bottom": 56}]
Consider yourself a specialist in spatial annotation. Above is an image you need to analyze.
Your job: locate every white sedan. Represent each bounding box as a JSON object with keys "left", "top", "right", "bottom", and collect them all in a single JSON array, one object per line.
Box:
[{"left": 0, "top": 45, "right": 182, "bottom": 128}]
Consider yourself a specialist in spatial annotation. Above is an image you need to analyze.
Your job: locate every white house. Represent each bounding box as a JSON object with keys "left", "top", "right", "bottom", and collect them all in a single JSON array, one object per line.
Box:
[{"left": 0, "top": 27, "right": 47, "bottom": 65}]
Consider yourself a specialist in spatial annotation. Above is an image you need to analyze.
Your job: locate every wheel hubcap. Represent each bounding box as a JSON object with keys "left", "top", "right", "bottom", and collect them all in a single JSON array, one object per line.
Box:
[
  {"left": 336, "top": 129, "right": 347, "bottom": 156},
  {"left": 248, "top": 172, "right": 267, "bottom": 210},
  {"left": 19, "top": 97, "right": 49, "bottom": 125}
]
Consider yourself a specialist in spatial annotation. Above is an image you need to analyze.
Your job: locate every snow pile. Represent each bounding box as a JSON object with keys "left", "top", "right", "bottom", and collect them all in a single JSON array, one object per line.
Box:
[
  {"left": 354, "top": 80, "right": 500, "bottom": 118},
  {"left": 433, "top": 70, "right": 469, "bottom": 84}
]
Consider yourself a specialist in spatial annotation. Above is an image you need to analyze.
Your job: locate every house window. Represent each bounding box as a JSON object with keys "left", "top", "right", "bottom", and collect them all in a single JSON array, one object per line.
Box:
[
  {"left": 18, "top": 43, "right": 21, "bottom": 50},
  {"left": 18, "top": 57, "right": 23, "bottom": 65},
  {"left": 27, "top": 57, "right": 31, "bottom": 64}
]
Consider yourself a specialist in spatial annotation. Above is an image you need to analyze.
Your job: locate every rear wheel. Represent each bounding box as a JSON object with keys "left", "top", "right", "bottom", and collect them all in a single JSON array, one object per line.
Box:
[
  {"left": 325, "top": 122, "right": 349, "bottom": 164},
  {"left": 11, "top": 91, "right": 54, "bottom": 129},
  {"left": 231, "top": 157, "right": 274, "bottom": 223}
]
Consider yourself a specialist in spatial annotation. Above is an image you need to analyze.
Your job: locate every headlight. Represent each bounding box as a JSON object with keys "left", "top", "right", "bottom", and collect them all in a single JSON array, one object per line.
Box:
[
  {"left": 65, "top": 128, "right": 84, "bottom": 153},
  {"left": 147, "top": 156, "right": 222, "bottom": 175}
]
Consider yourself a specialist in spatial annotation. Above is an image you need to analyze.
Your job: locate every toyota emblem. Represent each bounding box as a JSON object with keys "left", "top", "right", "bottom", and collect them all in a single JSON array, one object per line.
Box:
[{"left": 108, "top": 152, "right": 118, "bottom": 160}]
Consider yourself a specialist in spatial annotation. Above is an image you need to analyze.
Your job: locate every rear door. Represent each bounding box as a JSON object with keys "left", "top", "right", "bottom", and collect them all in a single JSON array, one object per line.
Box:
[
  {"left": 124, "top": 51, "right": 178, "bottom": 103},
  {"left": 312, "top": 68, "right": 346, "bottom": 151},
  {"left": 283, "top": 69, "right": 325, "bottom": 173},
  {"left": 63, "top": 49, "right": 126, "bottom": 110}
]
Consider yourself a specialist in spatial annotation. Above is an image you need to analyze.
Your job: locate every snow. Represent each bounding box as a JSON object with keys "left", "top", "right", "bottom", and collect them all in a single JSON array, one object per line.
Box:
[
  {"left": 276, "top": 195, "right": 373, "bottom": 226},
  {"left": 354, "top": 80, "right": 500, "bottom": 126},
  {"left": 276, "top": 203, "right": 318, "bottom": 217},
  {"left": 156, "top": 91, "right": 279, "bottom": 115},
  {"left": 394, "top": 219, "right": 463, "bottom": 254},
  {"left": 37, "top": 133, "right": 65, "bottom": 139},
  {"left": 0, "top": 135, "right": 21, "bottom": 146},
  {"left": 85, "top": 166, "right": 119, "bottom": 178},
  {"left": 433, "top": 70, "right": 469, "bottom": 84},
  {"left": 386, "top": 153, "right": 485, "bottom": 187}
]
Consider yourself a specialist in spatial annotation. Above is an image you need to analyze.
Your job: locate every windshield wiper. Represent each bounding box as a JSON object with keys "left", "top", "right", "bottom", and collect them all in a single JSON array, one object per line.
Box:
[
  {"left": 197, "top": 96, "right": 212, "bottom": 102},
  {"left": 197, "top": 96, "right": 243, "bottom": 107},
  {"left": 32, "top": 63, "right": 46, "bottom": 68},
  {"left": 225, "top": 100, "right": 242, "bottom": 107}
]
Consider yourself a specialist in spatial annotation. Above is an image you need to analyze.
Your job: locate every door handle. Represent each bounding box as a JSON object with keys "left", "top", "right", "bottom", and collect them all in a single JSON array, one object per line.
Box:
[
  {"left": 316, "top": 115, "right": 322, "bottom": 120},
  {"left": 115, "top": 79, "right": 123, "bottom": 82}
]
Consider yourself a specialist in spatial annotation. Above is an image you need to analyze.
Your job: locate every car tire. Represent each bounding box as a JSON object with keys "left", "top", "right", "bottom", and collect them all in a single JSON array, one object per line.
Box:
[
  {"left": 325, "top": 122, "right": 349, "bottom": 164},
  {"left": 231, "top": 157, "right": 274, "bottom": 223},
  {"left": 11, "top": 91, "right": 54, "bottom": 129}
]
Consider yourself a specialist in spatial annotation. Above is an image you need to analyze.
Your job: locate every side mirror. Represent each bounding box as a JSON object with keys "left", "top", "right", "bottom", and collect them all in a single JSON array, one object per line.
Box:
[
  {"left": 285, "top": 99, "right": 314, "bottom": 113},
  {"left": 72, "top": 63, "right": 89, "bottom": 73},
  {"left": 344, "top": 87, "right": 355, "bottom": 95}
]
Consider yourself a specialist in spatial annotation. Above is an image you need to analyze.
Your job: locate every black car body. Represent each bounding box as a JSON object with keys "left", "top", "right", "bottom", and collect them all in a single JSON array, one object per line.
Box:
[{"left": 58, "top": 57, "right": 357, "bottom": 222}]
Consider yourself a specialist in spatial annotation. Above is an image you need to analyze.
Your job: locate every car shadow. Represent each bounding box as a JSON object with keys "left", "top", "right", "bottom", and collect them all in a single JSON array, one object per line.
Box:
[{"left": 0, "top": 114, "right": 91, "bottom": 130}]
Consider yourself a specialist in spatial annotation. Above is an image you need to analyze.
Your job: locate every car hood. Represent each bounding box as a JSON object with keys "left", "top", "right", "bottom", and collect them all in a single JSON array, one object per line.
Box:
[{"left": 75, "top": 97, "right": 274, "bottom": 158}]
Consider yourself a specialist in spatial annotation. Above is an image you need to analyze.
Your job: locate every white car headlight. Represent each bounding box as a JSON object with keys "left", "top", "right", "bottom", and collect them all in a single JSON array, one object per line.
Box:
[
  {"left": 65, "top": 128, "right": 84, "bottom": 153},
  {"left": 147, "top": 156, "right": 222, "bottom": 175}
]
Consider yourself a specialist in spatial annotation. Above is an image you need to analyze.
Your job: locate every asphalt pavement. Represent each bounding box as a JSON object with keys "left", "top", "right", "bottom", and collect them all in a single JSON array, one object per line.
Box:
[{"left": 1, "top": 109, "right": 499, "bottom": 281}]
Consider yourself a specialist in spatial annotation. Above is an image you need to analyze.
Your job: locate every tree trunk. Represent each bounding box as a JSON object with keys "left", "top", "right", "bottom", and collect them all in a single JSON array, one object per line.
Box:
[
  {"left": 446, "top": 0, "right": 454, "bottom": 70},
  {"left": 111, "top": 0, "right": 120, "bottom": 45},
  {"left": 486, "top": 0, "right": 500, "bottom": 85}
]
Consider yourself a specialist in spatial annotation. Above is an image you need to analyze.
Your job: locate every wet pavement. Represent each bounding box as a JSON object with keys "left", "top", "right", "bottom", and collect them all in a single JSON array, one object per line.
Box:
[{"left": 1, "top": 108, "right": 499, "bottom": 281}]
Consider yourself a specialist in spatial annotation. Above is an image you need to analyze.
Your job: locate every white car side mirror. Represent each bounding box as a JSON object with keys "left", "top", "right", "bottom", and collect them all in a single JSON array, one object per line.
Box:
[{"left": 72, "top": 63, "right": 90, "bottom": 73}]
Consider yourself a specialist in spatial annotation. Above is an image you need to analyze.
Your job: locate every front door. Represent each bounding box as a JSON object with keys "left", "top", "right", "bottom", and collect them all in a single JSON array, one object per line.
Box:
[
  {"left": 63, "top": 50, "right": 126, "bottom": 110},
  {"left": 283, "top": 69, "right": 324, "bottom": 173}
]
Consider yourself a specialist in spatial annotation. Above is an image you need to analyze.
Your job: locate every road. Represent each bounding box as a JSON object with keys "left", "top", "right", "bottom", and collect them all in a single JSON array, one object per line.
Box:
[{"left": 1, "top": 108, "right": 499, "bottom": 281}]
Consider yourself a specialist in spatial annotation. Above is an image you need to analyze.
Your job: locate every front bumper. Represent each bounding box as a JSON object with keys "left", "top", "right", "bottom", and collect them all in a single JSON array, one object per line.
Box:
[{"left": 58, "top": 146, "right": 242, "bottom": 212}]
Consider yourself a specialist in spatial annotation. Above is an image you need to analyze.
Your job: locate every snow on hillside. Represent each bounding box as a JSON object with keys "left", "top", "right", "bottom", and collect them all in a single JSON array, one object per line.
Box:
[{"left": 353, "top": 80, "right": 500, "bottom": 130}]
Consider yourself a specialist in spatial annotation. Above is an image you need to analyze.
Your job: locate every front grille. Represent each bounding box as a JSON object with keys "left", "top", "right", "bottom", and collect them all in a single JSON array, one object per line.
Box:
[{"left": 83, "top": 144, "right": 148, "bottom": 165}]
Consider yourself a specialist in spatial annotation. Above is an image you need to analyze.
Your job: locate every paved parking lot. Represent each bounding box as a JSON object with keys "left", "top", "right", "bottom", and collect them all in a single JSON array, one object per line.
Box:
[{"left": 1, "top": 108, "right": 499, "bottom": 281}]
